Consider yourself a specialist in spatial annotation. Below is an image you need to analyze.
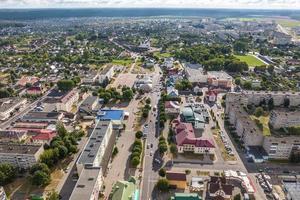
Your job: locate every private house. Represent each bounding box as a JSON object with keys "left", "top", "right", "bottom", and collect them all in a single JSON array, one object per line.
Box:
[
  {"left": 167, "top": 86, "right": 179, "bottom": 97},
  {"left": 166, "top": 171, "right": 187, "bottom": 190},
  {"left": 207, "top": 176, "right": 234, "bottom": 200},
  {"left": 0, "top": 98, "right": 27, "bottom": 121},
  {"left": 31, "top": 130, "right": 57, "bottom": 144},
  {"left": 165, "top": 101, "right": 180, "bottom": 116},
  {"left": 172, "top": 120, "right": 215, "bottom": 155},
  {"left": 205, "top": 90, "right": 217, "bottom": 103},
  {"left": 0, "top": 143, "right": 44, "bottom": 169},
  {"left": 25, "top": 85, "right": 44, "bottom": 95},
  {"left": 16, "top": 76, "right": 39, "bottom": 87}
]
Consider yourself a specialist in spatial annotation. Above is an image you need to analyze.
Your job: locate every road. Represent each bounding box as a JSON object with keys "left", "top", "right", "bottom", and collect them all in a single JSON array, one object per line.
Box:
[
  {"left": 0, "top": 87, "right": 54, "bottom": 129},
  {"left": 140, "top": 65, "right": 162, "bottom": 200}
]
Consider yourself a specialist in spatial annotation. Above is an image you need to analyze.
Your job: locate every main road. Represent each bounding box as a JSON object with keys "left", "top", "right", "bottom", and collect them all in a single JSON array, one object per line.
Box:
[{"left": 140, "top": 64, "right": 162, "bottom": 200}]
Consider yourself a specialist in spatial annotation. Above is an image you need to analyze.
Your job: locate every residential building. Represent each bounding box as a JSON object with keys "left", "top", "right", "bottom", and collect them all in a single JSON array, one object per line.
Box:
[
  {"left": 0, "top": 143, "right": 44, "bottom": 169},
  {"left": 0, "top": 98, "right": 27, "bottom": 120},
  {"left": 207, "top": 176, "right": 234, "bottom": 200},
  {"left": 166, "top": 171, "right": 187, "bottom": 190},
  {"left": 283, "top": 180, "right": 300, "bottom": 200},
  {"left": 21, "top": 112, "right": 63, "bottom": 123},
  {"left": 79, "top": 95, "right": 100, "bottom": 119},
  {"left": 99, "top": 65, "right": 114, "bottom": 84},
  {"left": 172, "top": 119, "right": 215, "bottom": 155},
  {"left": 97, "top": 109, "right": 124, "bottom": 130},
  {"left": 44, "top": 89, "right": 79, "bottom": 112},
  {"left": 31, "top": 130, "right": 57, "bottom": 144},
  {"left": 69, "top": 168, "right": 103, "bottom": 200},
  {"left": 71, "top": 121, "right": 114, "bottom": 200},
  {"left": 0, "top": 130, "right": 28, "bottom": 142},
  {"left": 170, "top": 193, "right": 202, "bottom": 200},
  {"left": 269, "top": 110, "right": 300, "bottom": 129},
  {"left": 110, "top": 178, "right": 137, "bottom": 200},
  {"left": 165, "top": 101, "right": 180, "bottom": 116},
  {"left": 207, "top": 71, "right": 233, "bottom": 89}
]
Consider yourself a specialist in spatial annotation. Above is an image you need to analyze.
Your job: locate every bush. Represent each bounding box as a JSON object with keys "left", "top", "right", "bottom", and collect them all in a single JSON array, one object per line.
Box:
[
  {"left": 156, "top": 179, "right": 169, "bottom": 191},
  {"left": 131, "top": 156, "right": 140, "bottom": 167},
  {"left": 159, "top": 168, "right": 166, "bottom": 177},
  {"left": 31, "top": 170, "right": 51, "bottom": 186},
  {"left": 112, "top": 146, "right": 119, "bottom": 158}
]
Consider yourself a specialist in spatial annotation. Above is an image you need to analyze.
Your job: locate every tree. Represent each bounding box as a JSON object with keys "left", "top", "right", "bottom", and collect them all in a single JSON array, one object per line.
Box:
[
  {"left": 122, "top": 89, "right": 134, "bottom": 101},
  {"left": 58, "top": 145, "right": 69, "bottom": 158},
  {"left": 234, "top": 194, "right": 241, "bottom": 200},
  {"left": 156, "top": 179, "right": 169, "bottom": 191},
  {"left": 131, "top": 156, "right": 140, "bottom": 167},
  {"left": 112, "top": 146, "right": 119, "bottom": 157},
  {"left": 254, "top": 107, "right": 264, "bottom": 117},
  {"left": 170, "top": 144, "right": 178, "bottom": 155},
  {"left": 135, "top": 131, "right": 143, "bottom": 139},
  {"left": 233, "top": 41, "right": 248, "bottom": 53},
  {"left": 146, "top": 98, "right": 151, "bottom": 104},
  {"left": 159, "top": 142, "right": 168, "bottom": 154},
  {"left": 40, "top": 149, "right": 56, "bottom": 167},
  {"left": 30, "top": 163, "right": 50, "bottom": 175},
  {"left": 243, "top": 81, "right": 252, "bottom": 90},
  {"left": 235, "top": 77, "right": 241, "bottom": 85},
  {"left": 0, "top": 163, "right": 16, "bottom": 185},
  {"left": 31, "top": 170, "right": 51, "bottom": 186},
  {"left": 159, "top": 168, "right": 166, "bottom": 177},
  {"left": 57, "top": 79, "right": 75, "bottom": 91},
  {"left": 56, "top": 122, "right": 68, "bottom": 138},
  {"left": 0, "top": 89, "right": 12, "bottom": 99}
]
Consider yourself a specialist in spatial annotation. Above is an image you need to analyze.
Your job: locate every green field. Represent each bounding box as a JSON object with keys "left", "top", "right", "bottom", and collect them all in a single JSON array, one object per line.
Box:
[
  {"left": 234, "top": 54, "right": 266, "bottom": 67},
  {"left": 111, "top": 59, "right": 133, "bottom": 66},
  {"left": 276, "top": 19, "right": 300, "bottom": 28},
  {"left": 250, "top": 115, "right": 271, "bottom": 136},
  {"left": 153, "top": 52, "right": 172, "bottom": 59}
]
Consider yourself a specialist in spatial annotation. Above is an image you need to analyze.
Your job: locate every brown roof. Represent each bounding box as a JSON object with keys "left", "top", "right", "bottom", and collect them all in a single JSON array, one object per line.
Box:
[
  {"left": 209, "top": 177, "right": 234, "bottom": 196},
  {"left": 166, "top": 172, "right": 186, "bottom": 181}
]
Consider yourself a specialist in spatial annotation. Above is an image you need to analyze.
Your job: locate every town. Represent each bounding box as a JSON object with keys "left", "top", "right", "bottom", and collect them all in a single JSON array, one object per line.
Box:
[{"left": 0, "top": 11, "right": 300, "bottom": 200}]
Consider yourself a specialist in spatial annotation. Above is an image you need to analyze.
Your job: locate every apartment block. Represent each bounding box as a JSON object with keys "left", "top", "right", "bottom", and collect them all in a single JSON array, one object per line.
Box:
[
  {"left": 269, "top": 110, "right": 300, "bottom": 129},
  {"left": 0, "top": 143, "right": 44, "bottom": 169}
]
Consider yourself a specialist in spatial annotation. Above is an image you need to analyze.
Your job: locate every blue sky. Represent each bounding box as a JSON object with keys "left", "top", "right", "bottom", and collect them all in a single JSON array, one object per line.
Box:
[{"left": 0, "top": 0, "right": 299, "bottom": 9}]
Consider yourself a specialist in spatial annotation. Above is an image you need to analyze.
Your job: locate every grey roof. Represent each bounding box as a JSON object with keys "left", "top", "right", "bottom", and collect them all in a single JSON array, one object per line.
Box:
[
  {"left": 0, "top": 143, "right": 42, "bottom": 155},
  {"left": 283, "top": 181, "right": 300, "bottom": 200},
  {"left": 100, "top": 65, "right": 113, "bottom": 75},
  {"left": 22, "top": 112, "right": 62, "bottom": 121},
  {"left": 80, "top": 96, "right": 98, "bottom": 110},
  {"left": 69, "top": 168, "right": 102, "bottom": 200},
  {"left": 78, "top": 121, "right": 111, "bottom": 166}
]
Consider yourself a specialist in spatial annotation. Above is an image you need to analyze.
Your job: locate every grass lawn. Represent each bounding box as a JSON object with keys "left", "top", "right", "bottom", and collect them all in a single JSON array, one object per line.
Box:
[
  {"left": 111, "top": 59, "right": 133, "bottom": 66},
  {"left": 154, "top": 52, "right": 172, "bottom": 59},
  {"left": 234, "top": 54, "right": 265, "bottom": 67},
  {"left": 250, "top": 115, "right": 271, "bottom": 136},
  {"left": 276, "top": 19, "right": 300, "bottom": 28}
]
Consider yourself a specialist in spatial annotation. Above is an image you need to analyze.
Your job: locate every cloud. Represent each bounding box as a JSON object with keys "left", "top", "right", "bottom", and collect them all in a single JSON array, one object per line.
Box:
[{"left": 0, "top": 0, "right": 300, "bottom": 9}]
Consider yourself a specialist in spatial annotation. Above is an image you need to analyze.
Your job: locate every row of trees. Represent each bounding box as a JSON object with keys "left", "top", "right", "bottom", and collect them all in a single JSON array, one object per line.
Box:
[
  {"left": 130, "top": 132, "right": 143, "bottom": 167},
  {"left": 0, "top": 163, "right": 16, "bottom": 185},
  {"left": 142, "top": 98, "right": 152, "bottom": 118}
]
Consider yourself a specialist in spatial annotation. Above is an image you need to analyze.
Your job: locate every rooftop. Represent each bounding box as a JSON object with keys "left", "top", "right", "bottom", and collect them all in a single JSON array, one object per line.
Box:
[
  {"left": 166, "top": 171, "right": 187, "bottom": 181},
  {"left": 100, "top": 65, "right": 114, "bottom": 75},
  {"left": 97, "top": 109, "right": 124, "bottom": 121},
  {"left": 0, "top": 97, "right": 26, "bottom": 113},
  {"left": 171, "top": 193, "right": 202, "bottom": 200},
  {"left": 0, "top": 143, "right": 42, "bottom": 155},
  {"left": 283, "top": 181, "right": 300, "bottom": 200},
  {"left": 110, "top": 180, "right": 136, "bottom": 200},
  {"left": 77, "top": 121, "right": 111, "bottom": 166},
  {"left": 69, "top": 168, "right": 102, "bottom": 200},
  {"left": 22, "top": 112, "right": 62, "bottom": 121}
]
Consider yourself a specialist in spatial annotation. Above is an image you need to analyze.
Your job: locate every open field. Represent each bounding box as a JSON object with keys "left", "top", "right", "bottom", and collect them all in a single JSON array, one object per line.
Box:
[
  {"left": 111, "top": 59, "right": 133, "bottom": 66},
  {"left": 153, "top": 52, "right": 172, "bottom": 59},
  {"left": 234, "top": 54, "right": 265, "bottom": 67},
  {"left": 276, "top": 19, "right": 300, "bottom": 28}
]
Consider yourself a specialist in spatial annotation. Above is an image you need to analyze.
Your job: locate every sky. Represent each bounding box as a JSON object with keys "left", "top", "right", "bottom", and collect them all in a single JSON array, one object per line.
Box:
[{"left": 0, "top": 0, "right": 300, "bottom": 9}]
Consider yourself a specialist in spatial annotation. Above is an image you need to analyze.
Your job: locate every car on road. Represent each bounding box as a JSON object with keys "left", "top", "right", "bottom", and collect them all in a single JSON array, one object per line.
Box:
[
  {"left": 154, "top": 158, "right": 161, "bottom": 164},
  {"left": 147, "top": 144, "right": 150, "bottom": 149},
  {"left": 150, "top": 151, "right": 153, "bottom": 156},
  {"left": 150, "top": 143, "right": 153, "bottom": 148}
]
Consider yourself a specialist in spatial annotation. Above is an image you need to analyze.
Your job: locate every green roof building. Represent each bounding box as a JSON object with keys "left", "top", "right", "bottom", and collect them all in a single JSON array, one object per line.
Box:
[
  {"left": 171, "top": 193, "right": 202, "bottom": 200},
  {"left": 110, "top": 179, "right": 136, "bottom": 200}
]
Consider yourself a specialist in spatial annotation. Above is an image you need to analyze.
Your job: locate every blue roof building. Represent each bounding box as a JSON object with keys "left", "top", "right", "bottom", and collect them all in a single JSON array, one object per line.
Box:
[{"left": 97, "top": 109, "right": 124, "bottom": 129}]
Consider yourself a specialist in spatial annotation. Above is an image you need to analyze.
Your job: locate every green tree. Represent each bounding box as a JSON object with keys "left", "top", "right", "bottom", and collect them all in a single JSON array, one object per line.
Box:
[
  {"left": 235, "top": 77, "right": 241, "bottom": 85},
  {"left": 234, "top": 194, "right": 241, "bottom": 200},
  {"left": 131, "top": 156, "right": 140, "bottom": 167},
  {"left": 122, "top": 89, "right": 134, "bottom": 101},
  {"left": 0, "top": 89, "right": 12, "bottom": 99},
  {"left": 31, "top": 170, "right": 51, "bottom": 186},
  {"left": 30, "top": 163, "right": 50, "bottom": 175},
  {"left": 56, "top": 122, "right": 68, "bottom": 138},
  {"left": 156, "top": 179, "right": 169, "bottom": 191},
  {"left": 233, "top": 41, "right": 248, "bottom": 53},
  {"left": 254, "top": 107, "right": 264, "bottom": 117},
  {"left": 58, "top": 145, "right": 69, "bottom": 158},
  {"left": 159, "top": 168, "right": 166, "bottom": 177},
  {"left": 170, "top": 144, "right": 178, "bottom": 155},
  {"left": 243, "top": 81, "right": 252, "bottom": 90},
  {"left": 0, "top": 163, "right": 16, "bottom": 185},
  {"left": 57, "top": 79, "right": 75, "bottom": 91},
  {"left": 135, "top": 131, "right": 143, "bottom": 139},
  {"left": 146, "top": 98, "right": 151, "bottom": 104},
  {"left": 112, "top": 146, "right": 119, "bottom": 157}
]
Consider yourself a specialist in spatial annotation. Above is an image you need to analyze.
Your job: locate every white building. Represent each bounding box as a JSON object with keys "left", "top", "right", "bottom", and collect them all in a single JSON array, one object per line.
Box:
[{"left": 56, "top": 89, "right": 79, "bottom": 112}]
